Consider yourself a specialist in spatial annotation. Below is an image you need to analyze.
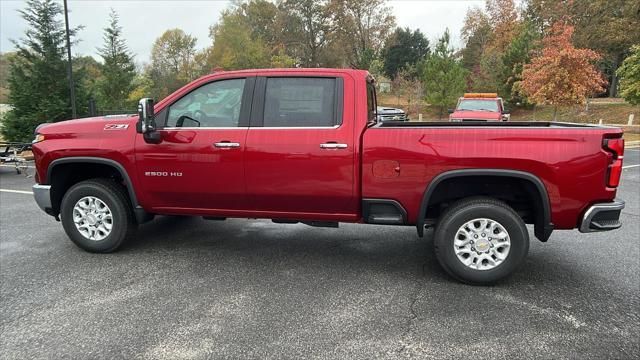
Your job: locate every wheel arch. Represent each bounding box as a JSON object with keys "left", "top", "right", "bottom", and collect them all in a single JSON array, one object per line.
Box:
[
  {"left": 46, "top": 157, "right": 152, "bottom": 223},
  {"left": 416, "top": 169, "right": 554, "bottom": 241}
]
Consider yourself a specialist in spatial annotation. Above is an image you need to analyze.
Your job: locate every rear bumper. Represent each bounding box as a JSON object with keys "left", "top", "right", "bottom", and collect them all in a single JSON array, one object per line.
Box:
[
  {"left": 33, "top": 184, "right": 52, "bottom": 213},
  {"left": 579, "top": 200, "right": 625, "bottom": 233}
]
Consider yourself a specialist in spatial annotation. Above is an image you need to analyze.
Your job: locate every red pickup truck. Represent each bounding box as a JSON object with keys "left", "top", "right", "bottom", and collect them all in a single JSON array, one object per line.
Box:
[
  {"left": 31, "top": 68, "right": 625, "bottom": 284},
  {"left": 449, "top": 93, "right": 509, "bottom": 122}
]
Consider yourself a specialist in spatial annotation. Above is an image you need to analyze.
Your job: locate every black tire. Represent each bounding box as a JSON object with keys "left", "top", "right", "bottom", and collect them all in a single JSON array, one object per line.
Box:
[
  {"left": 60, "top": 178, "right": 136, "bottom": 253},
  {"left": 434, "top": 197, "right": 529, "bottom": 285}
]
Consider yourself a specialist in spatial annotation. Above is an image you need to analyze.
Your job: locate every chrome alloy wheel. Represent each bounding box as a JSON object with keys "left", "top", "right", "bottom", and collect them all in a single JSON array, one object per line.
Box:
[
  {"left": 453, "top": 218, "right": 511, "bottom": 270},
  {"left": 72, "top": 196, "right": 113, "bottom": 241}
]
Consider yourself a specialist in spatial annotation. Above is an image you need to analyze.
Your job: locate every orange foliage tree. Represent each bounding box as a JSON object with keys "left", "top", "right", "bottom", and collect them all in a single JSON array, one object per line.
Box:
[{"left": 518, "top": 21, "right": 607, "bottom": 120}]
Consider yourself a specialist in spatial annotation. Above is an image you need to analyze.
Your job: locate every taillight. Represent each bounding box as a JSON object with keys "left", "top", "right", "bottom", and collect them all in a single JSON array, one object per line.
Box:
[{"left": 603, "top": 138, "right": 624, "bottom": 187}]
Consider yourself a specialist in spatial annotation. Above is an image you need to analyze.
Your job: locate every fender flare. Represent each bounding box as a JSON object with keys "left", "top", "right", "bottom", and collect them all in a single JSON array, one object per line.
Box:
[
  {"left": 416, "top": 169, "right": 554, "bottom": 241},
  {"left": 46, "top": 157, "right": 153, "bottom": 223}
]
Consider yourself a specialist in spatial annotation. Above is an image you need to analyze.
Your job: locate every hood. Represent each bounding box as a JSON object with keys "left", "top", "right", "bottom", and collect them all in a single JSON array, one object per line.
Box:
[
  {"left": 36, "top": 114, "right": 138, "bottom": 135},
  {"left": 377, "top": 106, "right": 405, "bottom": 115},
  {"left": 450, "top": 110, "right": 501, "bottom": 120}
]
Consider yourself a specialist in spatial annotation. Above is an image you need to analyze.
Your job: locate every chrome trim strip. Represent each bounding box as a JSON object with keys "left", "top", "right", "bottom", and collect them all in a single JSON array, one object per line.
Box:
[
  {"left": 579, "top": 200, "right": 625, "bottom": 233},
  {"left": 32, "top": 184, "right": 52, "bottom": 212},
  {"left": 162, "top": 125, "right": 341, "bottom": 130},
  {"left": 251, "top": 125, "right": 341, "bottom": 130},
  {"left": 162, "top": 127, "right": 250, "bottom": 130}
]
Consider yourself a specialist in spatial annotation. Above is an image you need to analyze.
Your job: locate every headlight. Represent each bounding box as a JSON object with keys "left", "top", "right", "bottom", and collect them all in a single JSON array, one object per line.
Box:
[{"left": 32, "top": 134, "right": 45, "bottom": 143}]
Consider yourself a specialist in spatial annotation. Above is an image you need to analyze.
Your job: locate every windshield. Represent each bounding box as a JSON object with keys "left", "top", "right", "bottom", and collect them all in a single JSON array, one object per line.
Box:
[{"left": 457, "top": 99, "right": 499, "bottom": 112}]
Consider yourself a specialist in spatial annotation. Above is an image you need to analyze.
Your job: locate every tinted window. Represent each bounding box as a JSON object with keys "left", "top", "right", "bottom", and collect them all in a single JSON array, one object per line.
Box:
[
  {"left": 367, "top": 81, "right": 377, "bottom": 123},
  {"left": 167, "top": 78, "right": 245, "bottom": 128},
  {"left": 264, "top": 77, "right": 337, "bottom": 127}
]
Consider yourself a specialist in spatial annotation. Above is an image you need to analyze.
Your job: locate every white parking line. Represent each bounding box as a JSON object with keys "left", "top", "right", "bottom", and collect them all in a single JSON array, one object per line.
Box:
[
  {"left": 623, "top": 164, "right": 640, "bottom": 169},
  {"left": 0, "top": 189, "right": 33, "bottom": 195},
  {"left": 0, "top": 164, "right": 36, "bottom": 168}
]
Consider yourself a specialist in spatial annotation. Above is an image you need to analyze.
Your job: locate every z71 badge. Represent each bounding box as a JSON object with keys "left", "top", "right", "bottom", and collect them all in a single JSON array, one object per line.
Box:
[{"left": 104, "top": 124, "right": 129, "bottom": 130}]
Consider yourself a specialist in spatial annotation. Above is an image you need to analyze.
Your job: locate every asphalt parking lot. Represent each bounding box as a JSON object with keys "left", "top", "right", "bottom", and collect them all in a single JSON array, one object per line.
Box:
[{"left": 1, "top": 149, "right": 639, "bottom": 359}]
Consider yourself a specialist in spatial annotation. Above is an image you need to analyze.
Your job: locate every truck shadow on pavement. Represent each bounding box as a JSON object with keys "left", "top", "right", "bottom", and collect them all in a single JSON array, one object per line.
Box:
[{"left": 120, "top": 215, "right": 583, "bottom": 288}]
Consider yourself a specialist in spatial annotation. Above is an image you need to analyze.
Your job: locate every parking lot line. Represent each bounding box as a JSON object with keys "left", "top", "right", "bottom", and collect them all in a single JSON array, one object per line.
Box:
[
  {"left": 623, "top": 164, "right": 640, "bottom": 169},
  {"left": 0, "top": 189, "right": 33, "bottom": 195},
  {"left": 0, "top": 164, "right": 36, "bottom": 168}
]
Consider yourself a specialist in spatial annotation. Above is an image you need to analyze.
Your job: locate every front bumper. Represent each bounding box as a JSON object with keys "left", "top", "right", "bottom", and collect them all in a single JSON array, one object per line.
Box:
[
  {"left": 33, "top": 184, "right": 52, "bottom": 213},
  {"left": 579, "top": 200, "right": 625, "bottom": 233}
]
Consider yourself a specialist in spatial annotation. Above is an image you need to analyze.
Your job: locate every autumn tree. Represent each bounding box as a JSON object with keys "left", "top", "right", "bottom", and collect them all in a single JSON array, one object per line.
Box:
[
  {"left": 518, "top": 22, "right": 607, "bottom": 120},
  {"left": 279, "top": 0, "right": 334, "bottom": 67},
  {"left": 96, "top": 9, "right": 135, "bottom": 110},
  {"left": 390, "top": 69, "right": 424, "bottom": 117},
  {"left": 569, "top": 0, "right": 640, "bottom": 97},
  {"left": 147, "top": 29, "right": 198, "bottom": 100},
  {"left": 206, "top": 2, "right": 295, "bottom": 71},
  {"left": 485, "top": 0, "right": 519, "bottom": 52},
  {"left": 331, "top": 0, "right": 396, "bottom": 69},
  {"left": 0, "top": 52, "right": 16, "bottom": 103},
  {"left": 524, "top": 0, "right": 640, "bottom": 97},
  {"left": 616, "top": 45, "right": 640, "bottom": 105},
  {"left": 460, "top": 0, "right": 529, "bottom": 101},
  {"left": 381, "top": 27, "right": 430, "bottom": 79},
  {"left": 499, "top": 22, "right": 539, "bottom": 105},
  {"left": 421, "top": 29, "right": 467, "bottom": 119},
  {"left": 460, "top": 7, "right": 491, "bottom": 72}
]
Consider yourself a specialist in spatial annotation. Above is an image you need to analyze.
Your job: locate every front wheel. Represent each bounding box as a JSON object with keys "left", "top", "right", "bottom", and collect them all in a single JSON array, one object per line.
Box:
[
  {"left": 60, "top": 179, "right": 136, "bottom": 253},
  {"left": 434, "top": 197, "right": 529, "bottom": 284}
]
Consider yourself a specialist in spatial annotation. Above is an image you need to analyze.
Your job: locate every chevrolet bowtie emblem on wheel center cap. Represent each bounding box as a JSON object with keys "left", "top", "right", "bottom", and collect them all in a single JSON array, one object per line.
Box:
[{"left": 476, "top": 239, "right": 490, "bottom": 252}]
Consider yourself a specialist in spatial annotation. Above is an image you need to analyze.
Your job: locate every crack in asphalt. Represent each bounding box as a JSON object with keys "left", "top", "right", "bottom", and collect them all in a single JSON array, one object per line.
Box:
[{"left": 396, "top": 245, "right": 428, "bottom": 357}]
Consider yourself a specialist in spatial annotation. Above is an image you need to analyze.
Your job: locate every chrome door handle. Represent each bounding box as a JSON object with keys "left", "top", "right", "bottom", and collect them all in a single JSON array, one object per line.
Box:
[
  {"left": 320, "top": 143, "right": 348, "bottom": 149},
  {"left": 214, "top": 142, "right": 240, "bottom": 148}
]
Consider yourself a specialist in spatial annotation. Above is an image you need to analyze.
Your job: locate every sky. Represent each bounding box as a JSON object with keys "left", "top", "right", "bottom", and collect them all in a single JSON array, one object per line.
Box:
[{"left": 0, "top": 0, "right": 485, "bottom": 64}]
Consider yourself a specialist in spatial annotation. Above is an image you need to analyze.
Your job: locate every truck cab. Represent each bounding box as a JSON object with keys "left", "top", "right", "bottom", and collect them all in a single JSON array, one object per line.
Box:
[{"left": 449, "top": 93, "right": 509, "bottom": 122}]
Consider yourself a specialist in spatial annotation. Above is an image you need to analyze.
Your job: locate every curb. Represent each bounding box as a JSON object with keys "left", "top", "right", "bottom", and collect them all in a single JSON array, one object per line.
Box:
[{"left": 626, "top": 140, "right": 640, "bottom": 148}]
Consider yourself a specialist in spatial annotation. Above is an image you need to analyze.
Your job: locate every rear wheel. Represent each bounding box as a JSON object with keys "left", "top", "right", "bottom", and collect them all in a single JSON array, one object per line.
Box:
[
  {"left": 434, "top": 197, "right": 529, "bottom": 284},
  {"left": 60, "top": 179, "right": 136, "bottom": 253}
]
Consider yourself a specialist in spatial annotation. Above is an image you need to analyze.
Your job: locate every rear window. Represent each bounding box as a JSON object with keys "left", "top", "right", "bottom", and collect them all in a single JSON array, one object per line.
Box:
[
  {"left": 456, "top": 99, "right": 499, "bottom": 112},
  {"left": 264, "top": 77, "right": 338, "bottom": 127}
]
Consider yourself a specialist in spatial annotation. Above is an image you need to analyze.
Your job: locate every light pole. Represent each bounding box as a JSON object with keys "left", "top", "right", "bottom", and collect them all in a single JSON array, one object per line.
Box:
[{"left": 63, "top": 0, "right": 77, "bottom": 119}]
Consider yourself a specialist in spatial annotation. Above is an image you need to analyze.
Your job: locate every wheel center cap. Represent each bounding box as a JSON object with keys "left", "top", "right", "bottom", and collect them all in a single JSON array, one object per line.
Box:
[
  {"left": 86, "top": 214, "right": 97, "bottom": 226},
  {"left": 475, "top": 239, "right": 490, "bottom": 252}
]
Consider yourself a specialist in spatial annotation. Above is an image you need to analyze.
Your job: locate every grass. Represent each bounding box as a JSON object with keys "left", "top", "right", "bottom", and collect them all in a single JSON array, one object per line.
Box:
[
  {"left": 624, "top": 133, "right": 640, "bottom": 143},
  {"left": 510, "top": 103, "right": 639, "bottom": 124},
  {"left": 377, "top": 94, "right": 639, "bottom": 125}
]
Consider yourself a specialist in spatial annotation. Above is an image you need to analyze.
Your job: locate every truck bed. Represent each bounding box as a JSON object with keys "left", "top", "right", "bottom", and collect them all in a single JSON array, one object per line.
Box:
[{"left": 362, "top": 122, "right": 623, "bottom": 231}]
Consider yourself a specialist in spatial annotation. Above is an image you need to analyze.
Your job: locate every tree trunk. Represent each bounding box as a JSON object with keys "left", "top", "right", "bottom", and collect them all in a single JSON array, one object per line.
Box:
[
  {"left": 553, "top": 106, "right": 558, "bottom": 121},
  {"left": 585, "top": 97, "right": 590, "bottom": 112},
  {"left": 609, "top": 52, "right": 623, "bottom": 98}
]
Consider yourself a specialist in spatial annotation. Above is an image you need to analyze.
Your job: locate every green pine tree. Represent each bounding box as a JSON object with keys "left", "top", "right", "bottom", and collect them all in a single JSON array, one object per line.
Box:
[
  {"left": 422, "top": 29, "right": 468, "bottom": 119},
  {"left": 96, "top": 9, "right": 136, "bottom": 111},
  {"left": 1, "top": 0, "right": 88, "bottom": 142},
  {"left": 617, "top": 45, "right": 640, "bottom": 106}
]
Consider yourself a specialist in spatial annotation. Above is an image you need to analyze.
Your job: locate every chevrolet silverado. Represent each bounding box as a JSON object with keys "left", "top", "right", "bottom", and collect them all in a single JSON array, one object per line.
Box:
[{"left": 31, "top": 68, "right": 625, "bottom": 284}]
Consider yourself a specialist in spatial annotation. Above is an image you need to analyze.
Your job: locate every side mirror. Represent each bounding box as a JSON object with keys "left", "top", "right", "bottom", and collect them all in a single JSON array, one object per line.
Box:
[
  {"left": 447, "top": 109, "right": 454, "bottom": 114},
  {"left": 502, "top": 109, "right": 510, "bottom": 115},
  {"left": 137, "top": 98, "right": 155, "bottom": 134},
  {"left": 136, "top": 98, "right": 161, "bottom": 144}
]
